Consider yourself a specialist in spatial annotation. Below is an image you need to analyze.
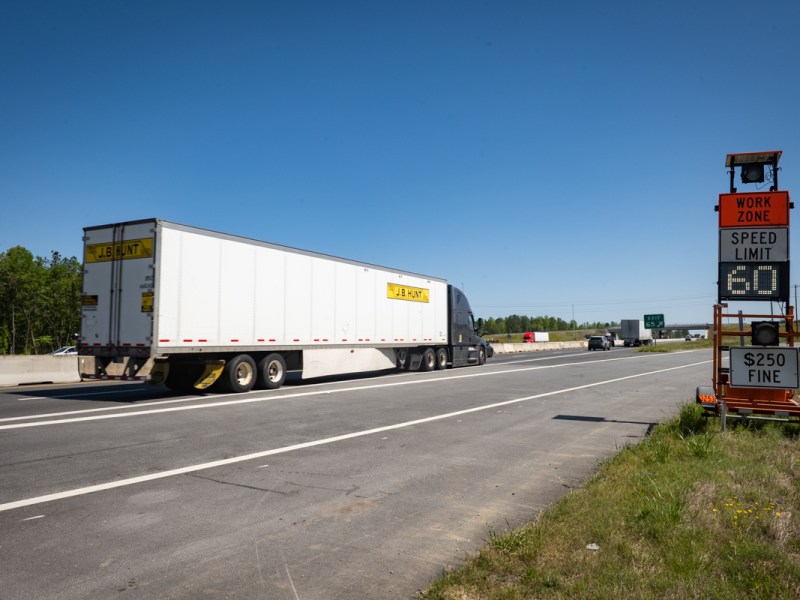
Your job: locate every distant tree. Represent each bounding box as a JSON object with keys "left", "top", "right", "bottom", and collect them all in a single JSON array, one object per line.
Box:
[
  {"left": 484, "top": 318, "right": 498, "bottom": 335},
  {"left": 0, "top": 246, "right": 40, "bottom": 353},
  {"left": 505, "top": 314, "right": 524, "bottom": 333},
  {"left": 477, "top": 314, "right": 617, "bottom": 334},
  {"left": 492, "top": 318, "right": 507, "bottom": 334},
  {"left": 41, "top": 252, "right": 82, "bottom": 349},
  {"left": 0, "top": 247, "right": 82, "bottom": 354},
  {"left": 0, "top": 323, "right": 9, "bottom": 355}
]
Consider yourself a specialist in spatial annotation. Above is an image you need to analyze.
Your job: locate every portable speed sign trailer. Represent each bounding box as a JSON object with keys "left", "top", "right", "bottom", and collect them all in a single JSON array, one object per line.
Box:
[{"left": 696, "top": 151, "right": 800, "bottom": 422}]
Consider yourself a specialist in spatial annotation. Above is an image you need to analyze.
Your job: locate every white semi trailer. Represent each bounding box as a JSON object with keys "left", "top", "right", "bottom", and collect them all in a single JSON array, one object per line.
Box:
[
  {"left": 79, "top": 219, "right": 490, "bottom": 392},
  {"left": 620, "top": 319, "right": 653, "bottom": 347}
]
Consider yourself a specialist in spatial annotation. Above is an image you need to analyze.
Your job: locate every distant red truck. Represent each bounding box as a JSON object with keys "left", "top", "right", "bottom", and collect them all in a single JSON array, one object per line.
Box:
[{"left": 522, "top": 332, "right": 549, "bottom": 343}]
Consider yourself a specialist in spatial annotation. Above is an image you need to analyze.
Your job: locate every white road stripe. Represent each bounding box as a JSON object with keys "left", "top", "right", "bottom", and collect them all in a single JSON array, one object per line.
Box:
[
  {"left": 1, "top": 352, "right": 678, "bottom": 429},
  {"left": 0, "top": 350, "right": 605, "bottom": 421},
  {"left": 18, "top": 388, "right": 146, "bottom": 401},
  {"left": 0, "top": 359, "right": 710, "bottom": 513}
]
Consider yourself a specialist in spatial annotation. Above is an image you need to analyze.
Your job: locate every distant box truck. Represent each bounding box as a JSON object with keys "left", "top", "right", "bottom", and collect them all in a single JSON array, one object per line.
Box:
[
  {"left": 522, "top": 332, "right": 549, "bottom": 343},
  {"left": 621, "top": 319, "right": 653, "bottom": 347},
  {"left": 79, "top": 219, "right": 490, "bottom": 392}
]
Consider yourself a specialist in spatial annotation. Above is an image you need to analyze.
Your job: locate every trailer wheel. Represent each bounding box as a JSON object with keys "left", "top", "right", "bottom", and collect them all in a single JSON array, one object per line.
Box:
[
  {"left": 257, "top": 353, "right": 287, "bottom": 389},
  {"left": 434, "top": 348, "right": 448, "bottom": 370},
  {"left": 420, "top": 348, "right": 436, "bottom": 372},
  {"left": 478, "top": 346, "right": 486, "bottom": 365},
  {"left": 222, "top": 354, "right": 256, "bottom": 393}
]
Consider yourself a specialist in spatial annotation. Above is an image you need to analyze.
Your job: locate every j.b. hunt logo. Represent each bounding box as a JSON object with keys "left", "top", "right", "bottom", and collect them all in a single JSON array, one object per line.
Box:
[
  {"left": 85, "top": 238, "right": 154, "bottom": 263},
  {"left": 387, "top": 283, "right": 429, "bottom": 303}
]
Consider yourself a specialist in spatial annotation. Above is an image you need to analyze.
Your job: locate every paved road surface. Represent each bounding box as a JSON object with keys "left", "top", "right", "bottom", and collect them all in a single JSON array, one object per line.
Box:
[{"left": 0, "top": 347, "right": 711, "bottom": 599}]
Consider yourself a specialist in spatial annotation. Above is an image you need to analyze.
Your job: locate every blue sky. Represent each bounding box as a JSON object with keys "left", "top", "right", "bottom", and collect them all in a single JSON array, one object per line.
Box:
[{"left": 2, "top": 0, "right": 799, "bottom": 326}]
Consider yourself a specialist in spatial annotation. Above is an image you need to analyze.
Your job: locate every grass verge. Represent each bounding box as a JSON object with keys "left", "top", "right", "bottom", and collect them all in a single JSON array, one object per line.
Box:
[
  {"left": 637, "top": 339, "right": 713, "bottom": 353},
  {"left": 423, "top": 404, "right": 800, "bottom": 599}
]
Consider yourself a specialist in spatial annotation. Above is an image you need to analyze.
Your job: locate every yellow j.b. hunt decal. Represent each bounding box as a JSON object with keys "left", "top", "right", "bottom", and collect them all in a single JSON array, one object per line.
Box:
[
  {"left": 85, "top": 238, "right": 154, "bottom": 263},
  {"left": 387, "top": 283, "right": 429, "bottom": 303},
  {"left": 141, "top": 292, "right": 154, "bottom": 313}
]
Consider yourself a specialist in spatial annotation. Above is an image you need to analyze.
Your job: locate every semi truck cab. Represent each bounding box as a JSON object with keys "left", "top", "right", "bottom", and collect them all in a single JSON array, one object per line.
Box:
[{"left": 448, "top": 285, "right": 487, "bottom": 367}]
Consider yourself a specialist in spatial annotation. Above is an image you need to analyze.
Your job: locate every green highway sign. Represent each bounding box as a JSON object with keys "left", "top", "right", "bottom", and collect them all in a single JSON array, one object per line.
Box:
[{"left": 644, "top": 313, "right": 665, "bottom": 329}]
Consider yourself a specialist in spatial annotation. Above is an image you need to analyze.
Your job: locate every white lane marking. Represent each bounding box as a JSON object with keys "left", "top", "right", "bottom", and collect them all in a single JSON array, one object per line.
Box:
[
  {"left": 0, "top": 352, "right": 682, "bottom": 429},
  {"left": 22, "top": 515, "right": 45, "bottom": 521},
  {"left": 3, "top": 351, "right": 584, "bottom": 418},
  {"left": 17, "top": 388, "right": 146, "bottom": 401},
  {"left": 280, "top": 547, "right": 301, "bottom": 600},
  {"left": 0, "top": 359, "right": 710, "bottom": 513},
  {"left": 497, "top": 351, "right": 586, "bottom": 364},
  {"left": 2, "top": 391, "right": 236, "bottom": 423},
  {"left": 0, "top": 352, "right": 600, "bottom": 423}
]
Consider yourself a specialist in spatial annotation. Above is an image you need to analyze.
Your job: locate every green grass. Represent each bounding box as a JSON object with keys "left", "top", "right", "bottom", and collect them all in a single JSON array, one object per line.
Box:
[
  {"left": 637, "top": 339, "right": 714, "bottom": 353},
  {"left": 422, "top": 404, "right": 800, "bottom": 599}
]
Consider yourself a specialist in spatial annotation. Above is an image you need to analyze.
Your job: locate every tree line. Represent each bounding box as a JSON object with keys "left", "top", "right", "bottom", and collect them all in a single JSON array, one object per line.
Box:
[
  {"left": 0, "top": 246, "right": 82, "bottom": 355},
  {"left": 478, "top": 315, "right": 618, "bottom": 335}
]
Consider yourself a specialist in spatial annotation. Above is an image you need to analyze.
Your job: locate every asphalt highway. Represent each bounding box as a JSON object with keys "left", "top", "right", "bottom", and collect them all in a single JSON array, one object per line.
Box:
[{"left": 0, "top": 346, "right": 712, "bottom": 599}]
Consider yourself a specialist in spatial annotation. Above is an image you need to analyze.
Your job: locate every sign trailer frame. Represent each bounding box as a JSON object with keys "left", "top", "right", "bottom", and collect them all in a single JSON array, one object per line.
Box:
[{"left": 701, "top": 149, "right": 800, "bottom": 422}]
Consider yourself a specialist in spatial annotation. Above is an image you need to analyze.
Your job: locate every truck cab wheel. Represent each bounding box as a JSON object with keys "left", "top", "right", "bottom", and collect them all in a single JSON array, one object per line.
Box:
[
  {"left": 478, "top": 346, "right": 486, "bottom": 365},
  {"left": 223, "top": 354, "right": 257, "bottom": 393},
  {"left": 257, "top": 353, "right": 287, "bottom": 389},
  {"left": 434, "top": 348, "right": 448, "bottom": 370}
]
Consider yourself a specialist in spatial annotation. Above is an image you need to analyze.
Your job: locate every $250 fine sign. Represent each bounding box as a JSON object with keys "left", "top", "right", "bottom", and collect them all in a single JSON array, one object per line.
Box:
[{"left": 729, "top": 347, "right": 799, "bottom": 389}]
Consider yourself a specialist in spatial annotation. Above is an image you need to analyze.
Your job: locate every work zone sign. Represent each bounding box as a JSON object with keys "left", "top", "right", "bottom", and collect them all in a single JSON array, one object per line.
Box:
[
  {"left": 718, "top": 191, "right": 790, "bottom": 228},
  {"left": 717, "top": 194, "right": 791, "bottom": 303}
]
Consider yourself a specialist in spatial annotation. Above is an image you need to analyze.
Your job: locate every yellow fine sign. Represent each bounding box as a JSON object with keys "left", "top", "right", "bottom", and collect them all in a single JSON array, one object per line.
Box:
[
  {"left": 387, "top": 283, "right": 429, "bottom": 303},
  {"left": 85, "top": 238, "right": 154, "bottom": 263}
]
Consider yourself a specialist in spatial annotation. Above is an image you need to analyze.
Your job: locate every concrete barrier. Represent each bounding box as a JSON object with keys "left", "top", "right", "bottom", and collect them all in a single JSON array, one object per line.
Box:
[
  {"left": 0, "top": 355, "right": 82, "bottom": 387},
  {"left": 492, "top": 341, "right": 587, "bottom": 354}
]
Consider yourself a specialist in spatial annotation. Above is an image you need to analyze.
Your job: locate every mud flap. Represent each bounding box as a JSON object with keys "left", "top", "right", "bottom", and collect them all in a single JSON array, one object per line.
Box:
[
  {"left": 149, "top": 360, "right": 169, "bottom": 385},
  {"left": 407, "top": 353, "right": 423, "bottom": 371},
  {"left": 195, "top": 362, "right": 225, "bottom": 390}
]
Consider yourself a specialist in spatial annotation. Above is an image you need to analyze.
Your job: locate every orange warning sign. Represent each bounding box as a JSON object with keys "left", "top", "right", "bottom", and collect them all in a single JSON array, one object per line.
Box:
[{"left": 719, "top": 191, "right": 790, "bottom": 228}]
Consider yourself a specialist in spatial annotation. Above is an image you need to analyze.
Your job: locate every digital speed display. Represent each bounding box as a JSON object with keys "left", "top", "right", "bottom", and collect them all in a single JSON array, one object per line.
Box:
[{"left": 718, "top": 262, "right": 789, "bottom": 302}]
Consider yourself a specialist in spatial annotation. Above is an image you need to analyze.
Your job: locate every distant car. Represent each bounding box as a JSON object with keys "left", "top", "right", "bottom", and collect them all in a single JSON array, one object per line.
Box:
[
  {"left": 605, "top": 335, "right": 615, "bottom": 348},
  {"left": 485, "top": 342, "right": 494, "bottom": 358},
  {"left": 588, "top": 336, "right": 610, "bottom": 351},
  {"left": 51, "top": 346, "right": 77, "bottom": 355},
  {"left": 685, "top": 335, "right": 692, "bottom": 341}
]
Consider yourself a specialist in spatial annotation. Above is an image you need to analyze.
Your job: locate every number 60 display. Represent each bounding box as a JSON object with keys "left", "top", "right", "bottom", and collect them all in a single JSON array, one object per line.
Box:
[{"left": 718, "top": 262, "right": 789, "bottom": 302}]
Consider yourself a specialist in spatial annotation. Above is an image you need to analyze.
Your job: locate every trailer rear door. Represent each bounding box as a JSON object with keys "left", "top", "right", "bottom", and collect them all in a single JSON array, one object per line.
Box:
[{"left": 81, "top": 220, "right": 157, "bottom": 352}]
